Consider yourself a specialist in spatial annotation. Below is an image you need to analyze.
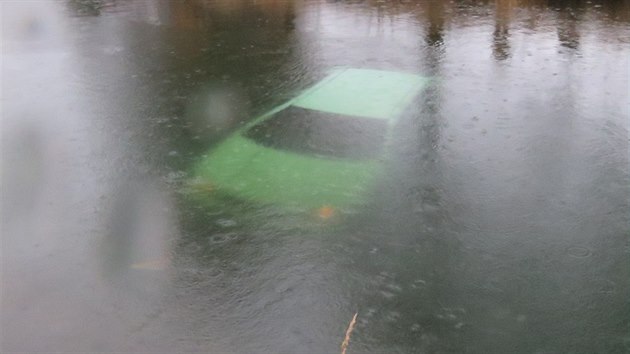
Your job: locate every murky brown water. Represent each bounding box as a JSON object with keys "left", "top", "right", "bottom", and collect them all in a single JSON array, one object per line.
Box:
[{"left": 2, "top": 0, "right": 629, "bottom": 352}]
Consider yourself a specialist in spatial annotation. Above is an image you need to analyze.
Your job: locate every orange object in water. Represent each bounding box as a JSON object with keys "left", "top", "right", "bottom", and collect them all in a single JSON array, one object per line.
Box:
[{"left": 317, "top": 205, "right": 335, "bottom": 219}]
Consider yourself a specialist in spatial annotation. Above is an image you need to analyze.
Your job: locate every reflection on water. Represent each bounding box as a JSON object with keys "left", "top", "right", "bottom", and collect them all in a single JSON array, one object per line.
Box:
[
  {"left": 494, "top": 0, "right": 514, "bottom": 60},
  {"left": 2, "top": 0, "right": 629, "bottom": 352}
]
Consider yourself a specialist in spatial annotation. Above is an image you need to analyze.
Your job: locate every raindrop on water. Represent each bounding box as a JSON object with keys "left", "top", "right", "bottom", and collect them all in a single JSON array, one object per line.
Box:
[
  {"left": 208, "top": 232, "right": 238, "bottom": 244},
  {"left": 566, "top": 246, "right": 592, "bottom": 258},
  {"left": 216, "top": 218, "right": 237, "bottom": 228}
]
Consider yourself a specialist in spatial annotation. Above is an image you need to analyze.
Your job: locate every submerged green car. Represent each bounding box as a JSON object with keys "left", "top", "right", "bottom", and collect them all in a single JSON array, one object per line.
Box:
[{"left": 190, "top": 68, "right": 429, "bottom": 217}]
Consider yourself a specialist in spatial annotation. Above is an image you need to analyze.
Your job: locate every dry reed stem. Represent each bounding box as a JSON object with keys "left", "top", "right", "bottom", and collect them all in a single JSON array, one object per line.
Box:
[{"left": 340, "top": 312, "right": 358, "bottom": 354}]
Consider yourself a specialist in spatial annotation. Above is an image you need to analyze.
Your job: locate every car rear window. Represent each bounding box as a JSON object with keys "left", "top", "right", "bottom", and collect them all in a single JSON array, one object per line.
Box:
[{"left": 243, "top": 106, "right": 388, "bottom": 159}]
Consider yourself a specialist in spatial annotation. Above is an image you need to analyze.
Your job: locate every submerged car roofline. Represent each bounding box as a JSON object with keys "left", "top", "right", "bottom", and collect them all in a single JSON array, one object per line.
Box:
[
  {"left": 292, "top": 68, "right": 429, "bottom": 119},
  {"left": 237, "top": 68, "right": 429, "bottom": 135}
]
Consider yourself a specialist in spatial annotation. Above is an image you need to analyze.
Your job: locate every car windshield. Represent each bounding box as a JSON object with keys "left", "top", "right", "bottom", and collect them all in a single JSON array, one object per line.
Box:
[{"left": 243, "top": 106, "right": 388, "bottom": 159}]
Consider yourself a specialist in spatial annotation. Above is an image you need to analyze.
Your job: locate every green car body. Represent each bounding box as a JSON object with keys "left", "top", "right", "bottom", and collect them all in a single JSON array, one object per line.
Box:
[{"left": 190, "top": 68, "right": 429, "bottom": 212}]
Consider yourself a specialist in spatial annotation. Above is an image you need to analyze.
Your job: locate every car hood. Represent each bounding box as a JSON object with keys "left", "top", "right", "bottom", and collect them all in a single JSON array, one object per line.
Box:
[{"left": 190, "top": 134, "right": 381, "bottom": 210}]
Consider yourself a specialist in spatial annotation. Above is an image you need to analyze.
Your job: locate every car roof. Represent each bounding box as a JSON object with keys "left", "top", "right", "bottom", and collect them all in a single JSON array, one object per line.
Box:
[{"left": 291, "top": 68, "right": 429, "bottom": 121}]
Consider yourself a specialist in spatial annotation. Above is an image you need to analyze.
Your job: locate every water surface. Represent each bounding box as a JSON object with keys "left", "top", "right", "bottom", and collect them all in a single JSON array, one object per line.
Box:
[{"left": 2, "top": 0, "right": 629, "bottom": 352}]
